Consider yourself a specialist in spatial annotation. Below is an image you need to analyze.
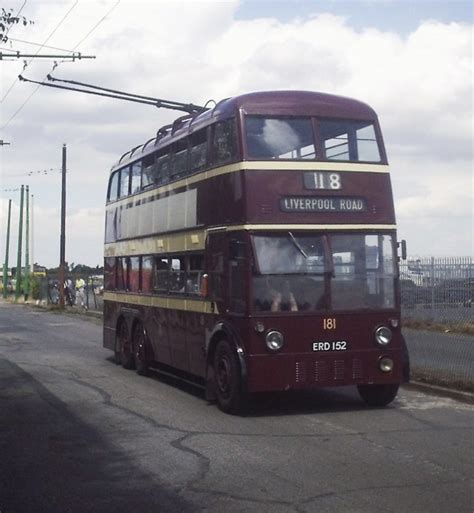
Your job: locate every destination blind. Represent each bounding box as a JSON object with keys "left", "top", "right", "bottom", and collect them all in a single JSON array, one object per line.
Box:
[{"left": 280, "top": 196, "right": 367, "bottom": 213}]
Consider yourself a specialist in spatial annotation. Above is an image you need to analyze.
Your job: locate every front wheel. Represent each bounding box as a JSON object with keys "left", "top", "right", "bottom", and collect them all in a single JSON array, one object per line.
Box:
[
  {"left": 214, "top": 339, "right": 246, "bottom": 415},
  {"left": 357, "top": 384, "right": 400, "bottom": 407}
]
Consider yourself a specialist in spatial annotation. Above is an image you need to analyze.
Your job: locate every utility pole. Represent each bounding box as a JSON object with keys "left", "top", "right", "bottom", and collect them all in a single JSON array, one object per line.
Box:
[
  {"left": 24, "top": 185, "right": 30, "bottom": 299},
  {"left": 30, "top": 194, "right": 34, "bottom": 276},
  {"left": 59, "top": 144, "right": 67, "bottom": 308},
  {"left": 15, "top": 185, "right": 24, "bottom": 300},
  {"left": 2, "top": 199, "right": 12, "bottom": 298}
]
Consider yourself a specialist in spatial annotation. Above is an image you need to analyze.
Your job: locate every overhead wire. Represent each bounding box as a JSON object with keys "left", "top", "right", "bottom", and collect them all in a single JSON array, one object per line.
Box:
[
  {"left": 4, "top": 37, "right": 78, "bottom": 54},
  {"left": 1, "top": 0, "right": 79, "bottom": 105},
  {"left": 3, "top": 168, "right": 60, "bottom": 178},
  {"left": 1, "top": 0, "right": 121, "bottom": 130}
]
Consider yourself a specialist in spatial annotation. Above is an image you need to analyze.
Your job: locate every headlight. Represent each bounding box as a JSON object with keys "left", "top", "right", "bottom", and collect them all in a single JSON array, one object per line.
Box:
[
  {"left": 379, "top": 356, "right": 394, "bottom": 373},
  {"left": 375, "top": 326, "right": 392, "bottom": 346},
  {"left": 265, "top": 330, "right": 284, "bottom": 352}
]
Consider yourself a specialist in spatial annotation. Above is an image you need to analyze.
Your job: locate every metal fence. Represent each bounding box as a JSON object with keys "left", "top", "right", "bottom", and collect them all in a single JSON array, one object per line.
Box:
[
  {"left": 400, "top": 256, "right": 473, "bottom": 391},
  {"left": 2, "top": 273, "right": 104, "bottom": 312},
  {"left": 400, "top": 257, "right": 473, "bottom": 325}
]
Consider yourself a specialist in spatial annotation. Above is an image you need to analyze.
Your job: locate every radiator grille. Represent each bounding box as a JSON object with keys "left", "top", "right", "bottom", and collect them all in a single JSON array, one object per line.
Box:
[
  {"left": 352, "top": 358, "right": 363, "bottom": 380},
  {"left": 314, "top": 360, "right": 327, "bottom": 382},
  {"left": 334, "top": 360, "right": 345, "bottom": 380},
  {"left": 295, "top": 361, "right": 307, "bottom": 384},
  {"left": 295, "top": 358, "right": 363, "bottom": 384}
]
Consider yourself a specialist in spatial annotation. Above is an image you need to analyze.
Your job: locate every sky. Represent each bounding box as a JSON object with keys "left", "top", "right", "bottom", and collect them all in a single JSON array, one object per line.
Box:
[{"left": 0, "top": 0, "right": 472, "bottom": 268}]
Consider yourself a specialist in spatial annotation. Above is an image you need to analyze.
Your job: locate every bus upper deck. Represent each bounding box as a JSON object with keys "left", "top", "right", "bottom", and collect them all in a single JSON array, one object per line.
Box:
[{"left": 105, "top": 90, "right": 394, "bottom": 249}]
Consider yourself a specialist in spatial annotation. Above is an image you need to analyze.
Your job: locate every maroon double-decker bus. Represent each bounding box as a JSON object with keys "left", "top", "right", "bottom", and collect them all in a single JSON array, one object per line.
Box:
[{"left": 103, "top": 90, "right": 409, "bottom": 414}]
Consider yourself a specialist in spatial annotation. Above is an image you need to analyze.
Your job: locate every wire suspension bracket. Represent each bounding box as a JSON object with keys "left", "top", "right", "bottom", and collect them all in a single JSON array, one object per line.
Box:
[{"left": 1, "top": 51, "right": 95, "bottom": 61}]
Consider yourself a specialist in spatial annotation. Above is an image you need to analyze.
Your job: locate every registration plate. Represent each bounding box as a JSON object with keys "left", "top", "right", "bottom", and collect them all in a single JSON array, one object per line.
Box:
[{"left": 312, "top": 341, "right": 348, "bottom": 352}]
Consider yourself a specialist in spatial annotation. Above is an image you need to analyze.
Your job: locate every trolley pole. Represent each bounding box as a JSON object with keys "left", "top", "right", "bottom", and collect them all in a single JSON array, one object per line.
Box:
[
  {"left": 59, "top": 144, "right": 67, "bottom": 308},
  {"left": 2, "top": 199, "right": 12, "bottom": 298},
  {"left": 24, "top": 186, "right": 30, "bottom": 299},
  {"left": 15, "top": 185, "right": 24, "bottom": 300}
]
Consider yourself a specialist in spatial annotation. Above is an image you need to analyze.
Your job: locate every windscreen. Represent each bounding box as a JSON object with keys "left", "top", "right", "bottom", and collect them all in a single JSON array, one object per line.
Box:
[
  {"left": 320, "top": 120, "right": 381, "bottom": 162},
  {"left": 245, "top": 117, "right": 316, "bottom": 160},
  {"left": 252, "top": 233, "right": 395, "bottom": 312}
]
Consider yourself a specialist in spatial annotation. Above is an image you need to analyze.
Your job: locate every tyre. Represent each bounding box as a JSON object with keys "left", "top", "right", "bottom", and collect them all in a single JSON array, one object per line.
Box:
[
  {"left": 357, "top": 383, "right": 399, "bottom": 407},
  {"left": 213, "top": 339, "right": 246, "bottom": 414},
  {"left": 116, "top": 321, "right": 134, "bottom": 369},
  {"left": 133, "top": 323, "right": 150, "bottom": 376}
]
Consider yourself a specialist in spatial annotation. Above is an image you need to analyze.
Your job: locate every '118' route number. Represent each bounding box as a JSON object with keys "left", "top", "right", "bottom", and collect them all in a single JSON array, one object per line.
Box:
[{"left": 305, "top": 171, "right": 342, "bottom": 191}]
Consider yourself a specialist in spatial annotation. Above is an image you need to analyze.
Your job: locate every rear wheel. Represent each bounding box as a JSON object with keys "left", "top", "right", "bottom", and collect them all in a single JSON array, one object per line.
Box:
[
  {"left": 357, "top": 384, "right": 399, "bottom": 407},
  {"left": 214, "top": 339, "right": 246, "bottom": 415},
  {"left": 133, "top": 323, "right": 150, "bottom": 376},
  {"left": 116, "top": 321, "right": 134, "bottom": 369}
]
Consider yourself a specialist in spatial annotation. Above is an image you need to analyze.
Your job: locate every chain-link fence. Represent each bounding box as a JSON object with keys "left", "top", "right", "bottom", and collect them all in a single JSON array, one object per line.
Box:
[
  {"left": 1, "top": 272, "right": 104, "bottom": 312},
  {"left": 400, "top": 257, "right": 473, "bottom": 391},
  {"left": 400, "top": 257, "right": 473, "bottom": 325}
]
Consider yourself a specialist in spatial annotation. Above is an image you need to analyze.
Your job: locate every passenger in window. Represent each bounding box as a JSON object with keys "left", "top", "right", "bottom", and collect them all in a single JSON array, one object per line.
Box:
[{"left": 255, "top": 277, "right": 298, "bottom": 312}]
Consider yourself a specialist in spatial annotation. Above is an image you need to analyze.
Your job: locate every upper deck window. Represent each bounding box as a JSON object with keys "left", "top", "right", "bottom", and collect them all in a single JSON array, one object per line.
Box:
[
  {"left": 210, "top": 119, "right": 237, "bottom": 166},
  {"left": 107, "top": 171, "right": 120, "bottom": 202},
  {"left": 320, "top": 120, "right": 381, "bottom": 162},
  {"left": 119, "top": 167, "right": 131, "bottom": 197},
  {"left": 130, "top": 162, "right": 141, "bottom": 195},
  {"left": 189, "top": 129, "right": 207, "bottom": 172},
  {"left": 245, "top": 117, "right": 316, "bottom": 160}
]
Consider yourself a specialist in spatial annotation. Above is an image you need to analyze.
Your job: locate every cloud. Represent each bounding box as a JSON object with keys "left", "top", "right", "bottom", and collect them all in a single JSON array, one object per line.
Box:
[{"left": 0, "top": 1, "right": 472, "bottom": 266}]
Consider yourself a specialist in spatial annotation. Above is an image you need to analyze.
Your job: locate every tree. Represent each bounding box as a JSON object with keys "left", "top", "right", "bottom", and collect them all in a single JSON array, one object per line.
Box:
[{"left": 1, "top": 7, "right": 34, "bottom": 43}]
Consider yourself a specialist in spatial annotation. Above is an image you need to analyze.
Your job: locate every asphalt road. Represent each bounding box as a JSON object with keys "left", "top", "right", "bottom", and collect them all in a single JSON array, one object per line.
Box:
[
  {"left": 403, "top": 327, "right": 474, "bottom": 386},
  {"left": 0, "top": 301, "right": 472, "bottom": 513}
]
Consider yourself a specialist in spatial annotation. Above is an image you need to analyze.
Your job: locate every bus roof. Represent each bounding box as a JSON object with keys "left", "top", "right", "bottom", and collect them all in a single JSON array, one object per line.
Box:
[
  {"left": 112, "top": 90, "right": 378, "bottom": 171},
  {"left": 213, "top": 90, "right": 378, "bottom": 120}
]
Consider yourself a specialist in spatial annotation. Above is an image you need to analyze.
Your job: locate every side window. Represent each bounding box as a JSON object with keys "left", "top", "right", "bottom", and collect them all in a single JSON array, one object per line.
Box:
[
  {"left": 156, "top": 147, "right": 170, "bottom": 184},
  {"left": 116, "top": 257, "right": 127, "bottom": 290},
  {"left": 169, "top": 257, "right": 186, "bottom": 293},
  {"left": 171, "top": 139, "right": 188, "bottom": 179},
  {"left": 208, "top": 235, "right": 225, "bottom": 302},
  {"left": 104, "top": 257, "right": 116, "bottom": 290},
  {"left": 129, "top": 256, "right": 140, "bottom": 292},
  {"left": 108, "top": 171, "right": 120, "bottom": 202},
  {"left": 142, "top": 154, "right": 156, "bottom": 188},
  {"left": 119, "top": 167, "right": 131, "bottom": 197},
  {"left": 186, "top": 254, "right": 204, "bottom": 296},
  {"left": 130, "top": 163, "right": 141, "bottom": 195},
  {"left": 210, "top": 119, "right": 237, "bottom": 166},
  {"left": 154, "top": 257, "right": 169, "bottom": 293},
  {"left": 189, "top": 129, "right": 207, "bottom": 172},
  {"left": 141, "top": 256, "right": 154, "bottom": 293}
]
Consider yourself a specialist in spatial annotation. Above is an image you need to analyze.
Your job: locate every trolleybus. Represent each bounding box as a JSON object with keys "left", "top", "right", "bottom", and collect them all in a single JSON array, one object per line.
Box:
[{"left": 103, "top": 90, "right": 409, "bottom": 413}]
